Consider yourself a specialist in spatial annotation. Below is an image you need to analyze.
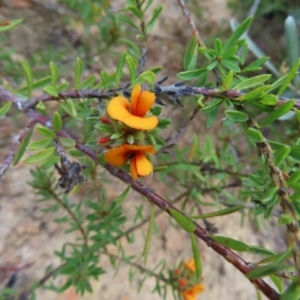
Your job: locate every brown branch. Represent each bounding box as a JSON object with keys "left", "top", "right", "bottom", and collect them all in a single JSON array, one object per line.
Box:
[
  {"left": 1, "top": 85, "right": 299, "bottom": 112},
  {"left": 177, "top": 0, "right": 205, "bottom": 47}
]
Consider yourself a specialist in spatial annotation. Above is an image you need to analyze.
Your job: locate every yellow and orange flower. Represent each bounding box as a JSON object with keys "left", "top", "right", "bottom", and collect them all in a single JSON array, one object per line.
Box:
[
  {"left": 104, "top": 144, "right": 156, "bottom": 180},
  {"left": 181, "top": 283, "right": 205, "bottom": 300},
  {"left": 106, "top": 85, "right": 158, "bottom": 130},
  {"left": 183, "top": 258, "right": 196, "bottom": 273}
]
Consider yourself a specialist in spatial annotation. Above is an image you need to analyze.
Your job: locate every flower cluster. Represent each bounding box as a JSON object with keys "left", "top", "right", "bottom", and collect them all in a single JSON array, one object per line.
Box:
[
  {"left": 97, "top": 85, "right": 160, "bottom": 180},
  {"left": 173, "top": 259, "right": 205, "bottom": 300}
]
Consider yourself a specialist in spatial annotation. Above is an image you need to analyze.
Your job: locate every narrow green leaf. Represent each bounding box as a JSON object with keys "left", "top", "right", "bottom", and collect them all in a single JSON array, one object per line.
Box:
[
  {"left": 277, "top": 58, "right": 300, "bottom": 96},
  {"left": 246, "top": 246, "right": 276, "bottom": 256},
  {"left": 13, "top": 128, "right": 33, "bottom": 165},
  {"left": 126, "top": 55, "right": 137, "bottom": 82},
  {"left": 27, "top": 138, "right": 52, "bottom": 150},
  {"left": 270, "top": 274, "right": 283, "bottom": 293},
  {"left": 115, "top": 51, "right": 127, "bottom": 86},
  {"left": 177, "top": 68, "right": 207, "bottom": 81},
  {"left": 234, "top": 74, "right": 271, "bottom": 91},
  {"left": 201, "top": 98, "right": 222, "bottom": 113},
  {"left": 206, "top": 105, "right": 219, "bottom": 128},
  {"left": 59, "top": 137, "right": 75, "bottom": 148},
  {"left": 43, "top": 85, "right": 58, "bottom": 97},
  {"left": 17, "top": 76, "right": 51, "bottom": 94},
  {"left": 221, "top": 70, "right": 233, "bottom": 90},
  {"left": 288, "top": 170, "right": 300, "bottom": 184},
  {"left": 191, "top": 205, "right": 243, "bottom": 219},
  {"left": 23, "top": 147, "right": 55, "bottom": 164},
  {"left": 277, "top": 213, "right": 293, "bottom": 226},
  {"left": 22, "top": 61, "right": 33, "bottom": 97},
  {"left": 115, "top": 186, "right": 131, "bottom": 204},
  {"left": 221, "top": 60, "right": 241, "bottom": 73},
  {"left": 40, "top": 155, "right": 60, "bottom": 169},
  {"left": 246, "top": 250, "right": 291, "bottom": 279},
  {"left": 146, "top": 6, "right": 163, "bottom": 33},
  {"left": 36, "top": 126, "right": 55, "bottom": 138},
  {"left": 256, "top": 288, "right": 263, "bottom": 300},
  {"left": 244, "top": 127, "right": 264, "bottom": 142},
  {"left": 143, "top": 204, "right": 155, "bottom": 257},
  {"left": 77, "top": 75, "right": 96, "bottom": 89},
  {"left": 260, "top": 100, "right": 295, "bottom": 127},
  {"left": 126, "top": 5, "right": 142, "bottom": 19},
  {"left": 0, "top": 102, "right": 12, "bottom": 118},
  {"left": 212, "top": 236, "right": 249, "bottom": 251},
  {"left": 240, "top": 43, "right": 248, "bottom": 65},
  {"left": 57, "top": 82, "right": 69, "bottom": 92},
  {"left": 139, "top": 71, "right": 155, "bottom": 85},
  {"left": 66, "top": 99, "right": 77, "bottom": 117},
  {"left": 206, "top": 60, "right": 218, "bottom": 71},
  {"left": 214, "top": 38, "right": 223, "bottom": 56},
  {"left": 259, "top": 94, "right": 278, "bottom": 105},
  {"left": 0, "top": 19, "right": 22, "bottom": 32},
  {"left": 74, "top": 57, "right": 83, "bottom": 88},
  {"left": 100, "top": 71, "right": 109, "bottom": 89},
  {"left": 118, "top": 38, "right": 140, "bottom": 58},
  {"left": 289, "top": 145, "right": 300, "bottom": 160},
  {"left": 240, "top": 85, "right": 271, "bottom": 101},
  {"left": 223, "top": 17, "right": 253, "bottom": 51},
  {"left": 190, "top": 233, "right": 202, "bottom": 280},
  {"left": 184, "top": 38, "right": 198, "bottom": 70},
  {"left": 274, "top": 145, "right": 290, "bottom": 167},
  {"left": 52, "top": 112, "right": 62, "bottom": 131},
  {"left": 117, "top": 14, "right": 140, "bottom": 31},
  {"left": 242, "top": 57, "right": 269, "bottom": 73},
  {"left": 280, "top": 281, "right": 300, "bottom": 300},
  {"left": 225, "top": 110, "right": 248, "bottom": 122},
  {"left": 49, "top": 62, "right": 59, "bottom": 87},
  {"left": 169, "top": 209, "right": 196, "bottom": 233}
]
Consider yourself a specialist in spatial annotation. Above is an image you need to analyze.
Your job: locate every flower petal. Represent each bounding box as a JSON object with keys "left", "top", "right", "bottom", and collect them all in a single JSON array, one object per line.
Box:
[
  {"left": 130, "top": 156, "right": 138, "bottom": 181},
  {"left": 134, "top": 152, "right": 153, "bottom": 177},
  {"left": 106, "top": 96, "right": 131, "bottom": 121},
  {"left": 130, "top": 85, "right": 142, "bottom": 115},
  {"left": 131, "top": 85, "right": 156, "bottom": 117},
  {"left": 104, "top": 145, "right": 130, "bottom": 166},
  {"left": 123, "top": 144, "right": 156, "bottom": 154},
  {"left": 121, "top": 114, "right": 158, "bottom": 130}
]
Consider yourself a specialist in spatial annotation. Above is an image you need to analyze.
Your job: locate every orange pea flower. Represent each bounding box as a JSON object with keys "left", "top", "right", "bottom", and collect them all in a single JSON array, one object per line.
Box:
[
  {"left": 184, "top": 258, "right": 196, "bottom": 273},
  {"left": 181, "top": 283, "right": 205, "bottom": 300},
  {"left": 104, "top": 144, "right": 156, "bottom": 180},
  {"left": 106, "top": 85, "right": 158, "bottom": 130}
]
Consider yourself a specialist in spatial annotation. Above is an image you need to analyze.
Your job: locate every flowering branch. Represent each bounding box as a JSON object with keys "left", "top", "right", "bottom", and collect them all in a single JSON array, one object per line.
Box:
[
  {"left": 0, "top": 85, "right": 280, "bottom": 299},
  {"left": 23, "top": 110, "right": 278, "bottom": 300}
]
